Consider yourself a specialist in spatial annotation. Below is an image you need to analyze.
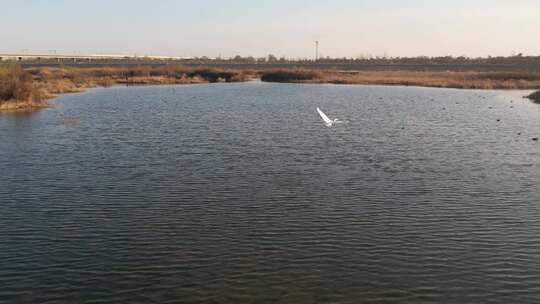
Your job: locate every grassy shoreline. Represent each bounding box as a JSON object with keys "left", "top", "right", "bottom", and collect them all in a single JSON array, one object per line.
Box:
[
  {"left": 0, "top": 65, "right": 255, "bottom": 112},
  {"left": 2, "top": 65, "right": 540, "bottom": 112},
  {"left": 260, "top": 69, "right": 540, "bottom": 90}
]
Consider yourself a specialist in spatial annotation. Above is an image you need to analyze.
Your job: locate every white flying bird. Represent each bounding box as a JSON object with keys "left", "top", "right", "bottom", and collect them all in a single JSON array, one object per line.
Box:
[{"left": 317, "top": 107, "right": 340, "bottom": 127}]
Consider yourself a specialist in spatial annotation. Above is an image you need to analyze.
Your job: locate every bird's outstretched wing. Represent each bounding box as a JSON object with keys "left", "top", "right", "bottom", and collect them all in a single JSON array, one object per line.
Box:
[{"left": 317, "top": 107, "right": 333, "bottom": 124}]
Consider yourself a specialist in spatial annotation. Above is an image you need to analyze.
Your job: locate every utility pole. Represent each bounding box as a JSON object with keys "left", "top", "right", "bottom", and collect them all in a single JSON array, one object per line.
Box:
[{"left": 315, "top": 41, "right": 319, "bottom": 61}]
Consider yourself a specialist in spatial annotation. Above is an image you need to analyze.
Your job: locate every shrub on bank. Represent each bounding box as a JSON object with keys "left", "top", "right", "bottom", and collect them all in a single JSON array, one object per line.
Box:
[
  {"left": 527, "top": 91, "right": 540, "bottom": 103},
  {"left": 0, "top": 65, "right": 42, "bottom": 103},
  {"left": 260, "top": 69, "right": 323, "bottom": 82}
]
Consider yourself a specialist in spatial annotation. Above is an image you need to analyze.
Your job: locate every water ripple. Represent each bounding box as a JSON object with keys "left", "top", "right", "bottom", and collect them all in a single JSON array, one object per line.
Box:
[{"left": 1, "top": 84, "right": 540, "bottom": 303}]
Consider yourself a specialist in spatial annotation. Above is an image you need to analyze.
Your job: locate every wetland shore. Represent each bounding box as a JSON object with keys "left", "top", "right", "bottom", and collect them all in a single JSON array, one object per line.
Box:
[{"left": 2, "top": 65, "right": 540, "bottom": 112}]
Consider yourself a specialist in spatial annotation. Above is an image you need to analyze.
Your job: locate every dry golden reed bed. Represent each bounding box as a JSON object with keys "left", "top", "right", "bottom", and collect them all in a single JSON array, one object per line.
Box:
[
  {"left": 0, "top": 65, "right": 255, "bottom": 112},
  {"left": 260, "top": 68, "right": 540, "bottom": 90},
  {"left": 0, "top": 65, "right": 45, "bottom": 112}
]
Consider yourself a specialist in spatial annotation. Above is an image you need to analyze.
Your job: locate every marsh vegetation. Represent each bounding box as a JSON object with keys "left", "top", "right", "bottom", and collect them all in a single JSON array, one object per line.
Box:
[
  {"left": 0, "top": 65, "right": 255, "bottom": 112},
  {"left": 259, "top": 69, "right": 540, "bottom": 90},
  {"left": 3, "top": 64, "right": 540, "bottom": 112},
  {"left": 0, "top": 65, "right": 45, "bottom": 111}
]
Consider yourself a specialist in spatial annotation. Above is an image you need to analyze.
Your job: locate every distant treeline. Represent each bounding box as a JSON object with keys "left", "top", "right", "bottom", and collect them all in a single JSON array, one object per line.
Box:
[
  {"left": 12, "top": 54, "right": 540, "bottom": 73},
  {"left": 181, "top": 55, "right": 540, "bottom": 73},
  {"left": 11, "top": 54, "right": 540, "bottom": 69},
  {"left": 191, "top": 54, "right": 540, "bottom": 65}
]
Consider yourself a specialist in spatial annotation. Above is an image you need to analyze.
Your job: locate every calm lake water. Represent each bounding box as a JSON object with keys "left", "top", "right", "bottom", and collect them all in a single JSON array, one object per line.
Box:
[{"left": 1, "top": 82, "right": 540, "bottom": 303}]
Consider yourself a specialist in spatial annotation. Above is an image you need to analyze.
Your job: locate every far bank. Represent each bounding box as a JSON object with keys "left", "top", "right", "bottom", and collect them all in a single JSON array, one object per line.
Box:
[{"left": 2, "top": 65, "right": 540, "bottom": 112}]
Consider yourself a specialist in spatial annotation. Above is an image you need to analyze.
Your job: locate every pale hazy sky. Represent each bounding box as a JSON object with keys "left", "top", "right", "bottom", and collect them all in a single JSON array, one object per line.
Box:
[{"left": 1, "top": 0, "right": 539, "bottom": 58}]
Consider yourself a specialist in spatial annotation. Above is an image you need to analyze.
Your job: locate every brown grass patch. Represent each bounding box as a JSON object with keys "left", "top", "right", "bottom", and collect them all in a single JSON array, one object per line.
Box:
[
  {"left": 31, "top": 66, "right": 256, "bottom": 86},
  {"left": 1, "top": 65, "right": 43, "bottom": 101},
  {"left": 259, "top": 69, "right": 540, "bottom": 90},
  {"left": 0, "top": 100, "right": 49, "bottom": 112}
]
